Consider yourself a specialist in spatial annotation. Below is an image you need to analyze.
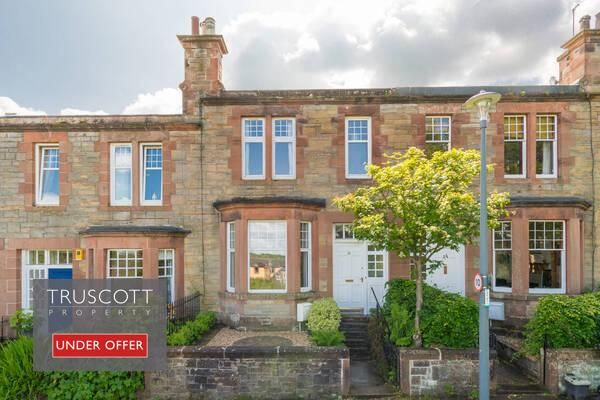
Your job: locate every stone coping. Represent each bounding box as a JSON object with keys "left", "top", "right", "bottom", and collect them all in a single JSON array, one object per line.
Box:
[
  {"left": 167, "top": 345, "right": 349, "bottom": 359},
  {"left": 213, "top": 196, "right": 326, "bottom": 211},
  {"left": 398, "top": 347, "right": 487, "bottom": 360}
]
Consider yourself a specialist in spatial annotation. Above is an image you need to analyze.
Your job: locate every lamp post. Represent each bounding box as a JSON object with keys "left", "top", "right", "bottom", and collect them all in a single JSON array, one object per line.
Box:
[{"left": 464, "top": 90, "right": 501, "bottom": 400}]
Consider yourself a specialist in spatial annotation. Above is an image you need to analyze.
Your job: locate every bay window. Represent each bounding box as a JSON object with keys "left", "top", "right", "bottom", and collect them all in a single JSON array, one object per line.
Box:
[
  {"left": 158, "top": 249, "right": 175, "bottom": 303},
  {"left": 272, "top": 118, "right": 295, "bottom": 179},
  {"left": 300, "top": 222, "right": 311, "bottom": 291},
  {"left": 345, "top": 117, "right": 371, "bottom": 179},
  {"left": 425, "top": 116, "right": 451, "bottom": 156},
  {"left": 504, "top": 115, "right": 526, "bottom": 177},
  {"left": 141, "top": 144, "right": 163, "bottom": 205},
  {"left": 529, "top": 221, "right": 565, "bottom": 293},
  {"left": 107, "top": 249, "right": 143, "bottom": 278},
  {"left": 36, "top": 145, "right": 60, "bottom": 205},
  {"left": 110, "top": 144, "right": 132, "bottom": 206},
  {"left": 242, "top": 118, "right": 265, "bottom": 179},
  {"left": 536, "top": 115, "right": 557, "bottom": 177},
  {"left": 248, "top": 221, "right": 287, "bottom": 292},
  {"left": 227, "top": 222, "right": 235, "bottom": 292},
  {"left": 493, "top": 221, "right": 512, "bottom": 291}
]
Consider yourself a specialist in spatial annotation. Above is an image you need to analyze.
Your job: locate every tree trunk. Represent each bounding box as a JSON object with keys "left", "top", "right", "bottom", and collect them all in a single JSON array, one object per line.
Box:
[{"left": 413, "top": 257, "right": 423, "bottom": 347}]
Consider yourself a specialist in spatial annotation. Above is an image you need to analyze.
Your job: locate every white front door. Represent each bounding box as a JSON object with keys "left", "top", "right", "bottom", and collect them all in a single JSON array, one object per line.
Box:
[
  {"left": 425, "top": 245, "right": 466, "bottom": 295},
  {"left": 333, "top": 224, "right": 388, "bottom": 313}
]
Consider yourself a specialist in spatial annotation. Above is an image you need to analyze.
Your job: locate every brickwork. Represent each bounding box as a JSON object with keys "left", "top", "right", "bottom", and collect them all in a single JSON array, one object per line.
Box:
[{"left": 143, "top": 345, "right": 350, "bottom": 399}]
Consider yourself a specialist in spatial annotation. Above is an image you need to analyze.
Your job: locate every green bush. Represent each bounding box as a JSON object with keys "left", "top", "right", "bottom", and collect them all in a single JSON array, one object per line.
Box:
[
  {"left": 310, "top": 330, "right": 345, "bottom": 346},
  {"left": 0, "top": 336, "right": 47, "bottom": 399},
  {"left": 388, "top": 303, "right": 413, "bottom": 346},
  {"left": 307, "top": 298, "right": 341, "bottom": 333},
  {"left": 44, "top": 371, "right": 144, "bottom": 400},
  {"left": 523, "top": 293, "right": 600, "bottom": 355},
  {"left": 384, "top": 279, "right": 478, "bottom": 348},
  {"left": 9, "top": 310, "right": 33, "bottom": 336},
  {"left": 167, "top": 311, "right": 217, "bottom": 346}
]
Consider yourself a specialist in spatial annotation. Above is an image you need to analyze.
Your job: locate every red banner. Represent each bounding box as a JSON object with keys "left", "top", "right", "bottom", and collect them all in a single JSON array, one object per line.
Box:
[{"left": 52, "top": 333, "right": 148, "bottom": 358}]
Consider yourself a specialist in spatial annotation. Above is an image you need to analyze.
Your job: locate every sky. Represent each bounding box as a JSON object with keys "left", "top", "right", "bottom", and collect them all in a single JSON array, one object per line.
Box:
[{"left": 1, "top": 0, "right": 599, "bottom": 116}]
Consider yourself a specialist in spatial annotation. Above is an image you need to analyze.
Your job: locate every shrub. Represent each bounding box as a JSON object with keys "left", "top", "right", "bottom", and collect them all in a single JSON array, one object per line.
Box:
[
  {"left": 0, "top": 337, "right": 47, "bottom": 399},
  {"left": 310, "top": 330, "right": 345, "bottom": 346},
  {"left": 307, "top": 298, "right": 341, "bottom": 333},
  {"left": 9, "top": 310, "right": 33, "bottom": 336},
  {"left": 523, "top": 293, "right": 600, "bottom": 355},
  {"left": 384, "top": 279, "right": 478, "bottom": 348},
  {"left": 44, "top": 371, "right": 144, "bottom": 400},
  {"left": 167, "top": 311, "right": 217, "bottom": 346},
  {"left": 388, "top": 303, "right": 413, "bottom": 346}
]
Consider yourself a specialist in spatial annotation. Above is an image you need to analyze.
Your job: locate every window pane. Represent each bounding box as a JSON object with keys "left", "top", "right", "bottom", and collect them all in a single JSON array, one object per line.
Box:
[
  {"left": 425, "top": 142, "right": 448, "bottom": 157},
  {"left": 144, "top": 169, "right": 162, "bottom": 201},
  {"left": 536, "top": 141, "right": 554, "bottom": 175},
  {"left": 335, "top": 224, "right": 344, "bottom": 239},
  {"left": 274, "top": 142, "right": 292, "bottom": 176},
  {"left": 348, "top": 142, "right": 368, "bottom": 175},
  {"left": 495, "top": 250, "right": 512, "bottom": 288},
  {"left": 504, "top": 142, "right": 523, "bottom": 175},
  {"left": 529, "top": 250, "right": 562, "bottom": 289},
  {"left": 274, "top": 119, "right": 293, "bottom": 137},
  {"left": 300, "top": 252, "right": 309, "bottom": 288},
  {"left": 245, "top": 143, "right": 263, "bottom": 176},
  {"left": 249, "top": 221, "right": 286, "bottom": 291},
  {"left": 244, "top": 119, "right": 264, "bottom": 137},
  {"left": 114, "top": 169, "right": 132, "bottom": 201},
  {"left": 41, "top": 169, "right": 59, "bottom": 203}
]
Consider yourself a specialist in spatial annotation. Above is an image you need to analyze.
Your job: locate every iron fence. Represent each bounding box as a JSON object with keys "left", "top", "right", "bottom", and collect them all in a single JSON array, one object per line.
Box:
[
  {"left": 370, "top": 287, "right": 399, "bottom": 385},
  {"left": 167, "top": 292, "right": 202, "bottom": 335}
]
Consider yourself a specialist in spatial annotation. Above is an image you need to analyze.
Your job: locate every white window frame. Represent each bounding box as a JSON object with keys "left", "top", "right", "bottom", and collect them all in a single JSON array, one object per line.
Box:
[
  {"left": 247, "top": 220, "right": 287, "bottom": 294},
  {"left": 300, "top": 222, "right": 311, "bottom": 292},
  {"left": 334, "top": 223, "right": 356, "bottom": 240},
  {"left": 21, "top": 249, "right": 73, "bottom": 309},
  {"left": 535, "top": 114, "right": 558, "bottom": 178},
  {"left": 140, "top": 143, "right": 163, "bottom": 206},
  {"left": 158, "top": 249, "right": 175, "bottom": 303},
  {"left": 226, "top": 222, "right": 235, "bottom": 293},
  {"left": 345, "top": 117, "right": 372, "bottom": 179},
  {"left": 367, "top": 245, "right": 386, "bottom": 279},
  {"left": 272, "top": 118, "right": 296, "bottom": 180},
  {"left": 504, "top": 115, "right": 527, "bottom": 179},
  {"left": 106, "top": 249, "right": 144, "bottom": 279},
  {"left": 35, "top": 144, "right": 60, "bottom": 206},
  {"left": 242, "top": 117, "right": 266, "bottom": 180},
  {"left": 425, "top": 116, "right": 452, "bottom": 151},
  {"left": 492, "top": 221, "right": 512, "bottom": 293},
  {"left": 528, "top": 220, "right": 566, "bottom": 294},
  {"left": 110, "top": 143, "right": 133, "bottom": 206}
]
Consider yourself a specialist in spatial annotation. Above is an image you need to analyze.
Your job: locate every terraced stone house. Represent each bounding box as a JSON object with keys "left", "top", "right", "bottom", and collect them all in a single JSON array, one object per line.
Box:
[{"left": 1, "top": 15, "right": 600, "bottom": 329}]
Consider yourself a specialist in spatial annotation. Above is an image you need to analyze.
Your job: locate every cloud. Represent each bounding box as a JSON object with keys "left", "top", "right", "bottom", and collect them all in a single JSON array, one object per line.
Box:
[
  {"left": 122, "top": 88, "right": 181, "bottom": 115},
  {"left": 220, "top": 0, "right": 589, "bottom": 89},
  {"left": 0, "top": 96, "right": 46, "bottom": 116},
  {"left": 60, "top": 108, "right": 108, "bottom": 116}
]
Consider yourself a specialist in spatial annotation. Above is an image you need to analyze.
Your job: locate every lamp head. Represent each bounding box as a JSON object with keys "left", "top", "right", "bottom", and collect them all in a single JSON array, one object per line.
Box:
[{"left": 464, "top": 90, "right": 501, "bottom": 122}]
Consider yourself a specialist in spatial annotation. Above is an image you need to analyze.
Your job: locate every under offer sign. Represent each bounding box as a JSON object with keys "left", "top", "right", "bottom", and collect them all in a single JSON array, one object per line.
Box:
[{"left": 52, "top": 333, "right": 148, "bottom": 358}]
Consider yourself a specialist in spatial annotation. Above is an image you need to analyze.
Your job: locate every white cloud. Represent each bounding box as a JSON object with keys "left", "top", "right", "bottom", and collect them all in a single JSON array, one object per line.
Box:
[
  {"left": 327, "top": 68, "right": 375, "bottom": 88},
  {"left": 284, "top": 33, "right": 321, "bottom": 62},
  {"left": 122, "top": 88, "right": 181, "bottom": 115},
  {"left": 60, "top": 108, "right": 108, "bottom": 116},
  {"left": 0, "top": 96, "right": 46, "bottom": 116}
]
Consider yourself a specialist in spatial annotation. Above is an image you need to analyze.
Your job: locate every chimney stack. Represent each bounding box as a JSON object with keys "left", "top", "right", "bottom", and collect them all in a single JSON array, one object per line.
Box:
[
  {"left": 191, "top": 16, "right": 200, "bottom": 35},
  {"left": 580, "top": 15, "right": 591, "bottom": 31},
  {"left": 178, "top": 17, "right": 228, "bottom": 115}
]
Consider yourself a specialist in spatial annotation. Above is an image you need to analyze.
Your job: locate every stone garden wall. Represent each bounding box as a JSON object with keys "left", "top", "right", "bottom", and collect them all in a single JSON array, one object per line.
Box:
[
  {"left": 396, "top": 348, "right": 496, "bottom": 397},
  {"left": 543, "top": 349, "right": 600, "bottom": 394},
  {"left": 144, "top": 345, "right": 350, "bottom": 399}
]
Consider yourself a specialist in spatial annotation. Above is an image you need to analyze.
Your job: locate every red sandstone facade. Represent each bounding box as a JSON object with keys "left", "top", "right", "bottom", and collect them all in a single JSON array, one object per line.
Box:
[{"left": 1, "top": 15, "right": 600, "bottom": 329}]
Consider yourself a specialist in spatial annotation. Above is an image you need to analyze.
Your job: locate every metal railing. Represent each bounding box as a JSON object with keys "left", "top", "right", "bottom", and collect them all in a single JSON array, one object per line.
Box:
[
  {"left": 370, "top": 287, "right": 399, "bottom": 385},
  {"left": 167, "top": 292, "right": 202, "bottom": 335}
]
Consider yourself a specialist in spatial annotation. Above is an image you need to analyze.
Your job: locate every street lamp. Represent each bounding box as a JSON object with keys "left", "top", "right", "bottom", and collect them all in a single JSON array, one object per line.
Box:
[{"left": 464, "top": 90, "right": 501, "bottom": 400}]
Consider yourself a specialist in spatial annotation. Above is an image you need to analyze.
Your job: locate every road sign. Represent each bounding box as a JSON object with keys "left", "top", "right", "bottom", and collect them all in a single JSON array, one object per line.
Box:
[{"left": 474, "top": 273, "right": 483, "bottom": 293}]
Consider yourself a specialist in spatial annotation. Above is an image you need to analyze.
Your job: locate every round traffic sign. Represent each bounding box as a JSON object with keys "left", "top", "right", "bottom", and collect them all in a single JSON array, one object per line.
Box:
[{"left": 473, "top": 273, "right": 483, "bottom": 292}]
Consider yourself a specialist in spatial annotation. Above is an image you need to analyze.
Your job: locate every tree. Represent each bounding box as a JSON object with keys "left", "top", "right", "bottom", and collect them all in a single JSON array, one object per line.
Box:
[{"left": 334, "top": 148, "right": 509, "bottom": 347}]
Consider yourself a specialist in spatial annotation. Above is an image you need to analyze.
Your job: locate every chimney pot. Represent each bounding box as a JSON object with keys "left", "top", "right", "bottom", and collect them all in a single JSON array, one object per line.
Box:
[
  {"left": 595, "top": 12, "right": 600, "bottom": 29},
  {"left": 580, "top": 15, "right": 591, "bottom": 31},
  {"left": 191, "top": 16, "right": 200, "bottom": 35},
  {"left": 203, "top": 17, "right": 216, "bottom": 34}
]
